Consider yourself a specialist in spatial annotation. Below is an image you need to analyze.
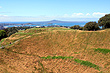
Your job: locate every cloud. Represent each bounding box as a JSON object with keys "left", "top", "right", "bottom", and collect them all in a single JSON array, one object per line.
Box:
[
  {"left": 0, "top": 6, "right": 2, "bottom": 8},
  {"left": 71, "top": 13, "right": 84, "bottom": 18},
  {"left": 0, "top": 16, "right": 52, "bottom": 22},
  {"left": 92, "top": 12, "right": 107, "bottom": 16},
  {"left": 0, "top": 12, "right": 108, "bottom": 22},
  {"left": 0, "top": 15, "right": 99, "bottom": 22},
  {"left": 63, "top": 13, "right": 85, "bottom": 18},
  {"left": 72, "top": 13, "right": 84, "bottom": 16},
  {"left": 86, "top": 13, "right": 90, "bottom": 16},
  {"left": 0, "top": 14, "right": 8, "bottom": 16},
  {"left": 63, "top": 14, "right": 71, "bottom": 18},
  {"left": 63, "top": 14, "right": 69, "bottom": 17},
  {"left": 0, "top": 12, "right": 11, "bottom": 13}
]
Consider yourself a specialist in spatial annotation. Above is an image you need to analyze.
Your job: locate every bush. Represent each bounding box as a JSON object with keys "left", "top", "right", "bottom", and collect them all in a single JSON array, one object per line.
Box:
[
  {"left": 0, "top": 30, "right": 7, "bottom": 40},
  {"left": 84, "top": 22, "right": 99, "bottom": 31},
  {"left": 79, "top": 27, "right": 84, "bottom": 30},
  {"left": 70, "top": 25, "right": 80, "bottom": 29},
  {"left": 7, "top": 27, "right": 18, "bottom": 36},
  {"left": 98, "top": 14, "right": 110, "bottom": 29}
]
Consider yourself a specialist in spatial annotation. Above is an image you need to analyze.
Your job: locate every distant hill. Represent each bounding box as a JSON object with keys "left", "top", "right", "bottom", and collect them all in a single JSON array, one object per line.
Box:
[
  {"left": 0, "top": 20, "right": 87, "bottom": 25},
  {"left": 42, "top": 20, "right": 86, "bottom": 23},
  {"left": 31, "top": 20, "right": 87, "bottom": 24},
  {"left": 46, "top": 20, "right": 63, "bottom": 23}
]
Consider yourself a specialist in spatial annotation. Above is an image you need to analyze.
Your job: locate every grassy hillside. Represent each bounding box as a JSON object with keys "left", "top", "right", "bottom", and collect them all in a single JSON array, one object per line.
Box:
[{"left": 0, "top": 27, "right": 110, "bottom": 73}]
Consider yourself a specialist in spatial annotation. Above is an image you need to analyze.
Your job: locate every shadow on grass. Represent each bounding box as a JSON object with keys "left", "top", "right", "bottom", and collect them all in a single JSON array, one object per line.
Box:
[
  {"left": 74, "top": 58, "right": 100, "bottom": 71},
  {"left": 41, "top": 56, "right": 74, "bottom": 59}
]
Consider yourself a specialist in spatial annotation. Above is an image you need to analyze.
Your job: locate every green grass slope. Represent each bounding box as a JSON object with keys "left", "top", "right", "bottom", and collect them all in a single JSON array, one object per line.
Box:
[{"left": 0, "top": 27, "right": 110, "bottom": 73}]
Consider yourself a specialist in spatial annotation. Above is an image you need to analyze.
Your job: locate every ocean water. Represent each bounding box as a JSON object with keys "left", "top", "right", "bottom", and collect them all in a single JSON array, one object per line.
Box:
[
  {"left": 52, "top": 22, "right": 86, "bottom": 27},
  {"left": 3, "top": 22, "right": 87, "bottom": 28}
]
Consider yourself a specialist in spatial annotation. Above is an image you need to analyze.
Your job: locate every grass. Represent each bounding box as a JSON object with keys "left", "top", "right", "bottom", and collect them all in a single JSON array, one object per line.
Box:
[
  {"left": 74, "top": 59, "right": 100, "bottom": 70},
  {"left": 0, "top": 58, "right": 5, "bottom": 64},
  {"left": 74, "top": 52, "right": 80, "bottom": 54},
  {"left": 41, "top": 56, "right": 74, "bottom": 59},
  {"left": 0, "top": 38, "right": 5, "bottom": 43},
  {"left": 1, "top": 28, "right": 110, "bottom": 73},
  {"left": 38, "top": 61, "right": 48, "bottom": 73},
  {"left": 15, "top": 32, "right": 34, "bottom": 35},
  {"left": 94, "top": 48, "right": 110, "bottom": 54},
  {"left": 41, "top": 56, "right": 100, "bottom": 70},
  {"left": 0, "top": 35, "right": 27, "bottom": 48},
  {"left": 0, "top": 38, "right": 6, "bottom": 47},
  {"left": 28, "top": 27, "right": 72, "bottom": 32},
  {"left": 8, "top": 44, "right": 13, "bottom": 46}
]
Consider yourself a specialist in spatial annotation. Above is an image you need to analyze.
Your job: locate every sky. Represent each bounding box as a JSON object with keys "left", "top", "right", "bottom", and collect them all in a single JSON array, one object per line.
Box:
[{"left": 0, "top": 0, "right": 110, "bottom": 22}]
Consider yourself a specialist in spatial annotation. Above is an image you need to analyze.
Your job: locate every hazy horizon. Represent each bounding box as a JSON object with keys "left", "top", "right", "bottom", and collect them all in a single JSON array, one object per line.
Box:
[{"left": 0, "top": 0, "right": 110, "bottom": 22}]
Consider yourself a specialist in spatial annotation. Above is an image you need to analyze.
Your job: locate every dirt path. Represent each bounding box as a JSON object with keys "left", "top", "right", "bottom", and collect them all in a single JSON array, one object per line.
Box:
[
  {"left": 0, "top": 29, "right": 104, "bottom": 49},
  {"left": 0, "top": 39, "right": 20, "bottom": 49},
  {"left": 0, "top": 31, "right": 51, "bottom": 49}
]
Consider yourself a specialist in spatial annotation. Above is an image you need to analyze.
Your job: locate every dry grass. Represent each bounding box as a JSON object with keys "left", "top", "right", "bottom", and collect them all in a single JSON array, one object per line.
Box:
[{"left": 0, "top": 27, "right": 110, "bottom": 73}]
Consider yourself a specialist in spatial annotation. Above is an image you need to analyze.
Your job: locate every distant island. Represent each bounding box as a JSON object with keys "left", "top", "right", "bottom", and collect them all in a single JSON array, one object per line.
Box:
[{"left": 0, "top": 20, "right": 87, "bottom": 29}]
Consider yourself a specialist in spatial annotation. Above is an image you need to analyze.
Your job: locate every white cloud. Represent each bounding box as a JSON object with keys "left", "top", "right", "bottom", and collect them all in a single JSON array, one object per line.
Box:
[
  {"left": 63, "top": 14, "right": 71, "bottom": 18},
  {"left": 92, "top": 12, "right": 107, "bottom": 16},
  {"left": 71, "top": 13, "right": 84, "bottom": 18},
  {"left": 63, "top": 14, "right": 69, "bottom": 17},
  {"left": 0, "top": 14, "right": 8, "bottom": 16},
  {"left": 72, "top": 13, "right": 84, "bottom": 16},
  {"left": 0, "top": 15, "right": 99, "bottom": 22},
  {"left": 0, "top": 12, "right": 109, "bottom": 22},
  {"left": 0, "top": 6, "right": 2, "bottom": 8},
  {"left": 86, "top": 13, "right": 90, "bottom": 16},
  {"left": 0, "top": 16, "right": 52, "bottom": 22}
]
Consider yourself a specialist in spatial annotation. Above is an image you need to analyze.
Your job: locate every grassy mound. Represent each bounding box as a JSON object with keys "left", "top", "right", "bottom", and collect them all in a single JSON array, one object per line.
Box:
[{"left": 0, "top": 27, "right": 110, "bottom": 73}]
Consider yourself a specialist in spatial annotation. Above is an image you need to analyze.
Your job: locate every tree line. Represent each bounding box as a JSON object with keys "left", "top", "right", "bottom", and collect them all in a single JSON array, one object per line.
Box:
[
  {"left": 0, "top": 14, "right": 110, "bottom": 40},
  {"left": 0, "top": 27, "right": 18, "bottom": 40},
  {"left": 0, "top": 27, "right": 32, "bottom": 40},
  {"left": 70, "top": 14, "right": 110, "bottom": 31}
]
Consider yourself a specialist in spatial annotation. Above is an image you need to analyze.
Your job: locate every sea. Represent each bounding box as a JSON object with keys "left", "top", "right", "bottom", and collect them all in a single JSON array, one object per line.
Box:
[{"left": 1, "top": 22, "right": 88, "bottom": 28}]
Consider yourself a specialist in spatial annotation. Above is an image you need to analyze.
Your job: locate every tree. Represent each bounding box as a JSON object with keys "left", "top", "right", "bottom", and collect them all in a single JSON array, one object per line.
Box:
[
  {"left": 0, "top": 30, "right": 7, "bottom": 40},
  {"left": 7, "top": 27, "right": 18, "bottom": 36},
  {"left": 84, "top": 22, "right": 99, "bottom": 31},
  {"left": 79, "top": 27, "right": 84, "bottom": 30},
  {"left": 8, "top": 27, "right": 18, "bottom": 33},
  {"left": 98, "top": 14, "right": 110, "bottom": 29},
  {"left": 70, "top": 25, "right": 80, "bottom": 29}
]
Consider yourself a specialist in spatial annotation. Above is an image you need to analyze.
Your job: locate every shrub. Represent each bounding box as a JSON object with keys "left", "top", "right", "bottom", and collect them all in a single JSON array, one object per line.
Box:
[
  {"left": 84, "top": 22, "right": 99, "bottom": 31},
  {"left": 7, "top": 27, "right": 18, "bottom": 36},
  {"left": 79, "top": 27, "right": 84, "bottom": 30},
  {"left": 0, "top": 30, "right": 7, "bottom": 40},
  {"left": 70, "top": 25, "right": 80, "bottom": 29}
]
